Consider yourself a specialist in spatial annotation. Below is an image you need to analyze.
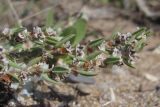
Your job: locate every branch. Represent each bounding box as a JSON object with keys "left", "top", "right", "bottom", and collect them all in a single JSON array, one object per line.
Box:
[{"left": 135, "top": 0, "right": 160, "bottom": 19}]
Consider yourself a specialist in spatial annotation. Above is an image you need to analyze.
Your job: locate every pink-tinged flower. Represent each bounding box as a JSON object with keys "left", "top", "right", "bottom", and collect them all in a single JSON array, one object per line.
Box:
[
  {"left": 76, "top": 44, "right": 85, "bottom": 58},
  {"left": 33, "top": 26, "right": 45, "bottom": 39},
  {"left": 63, "top": 41, "right": 73, "bottom": 53},
  {"left": 112, "top": 48, "right": 122, "bottom": 58},
  {"left": 23, "top": 40, "right": 33, "bottom": 50}
]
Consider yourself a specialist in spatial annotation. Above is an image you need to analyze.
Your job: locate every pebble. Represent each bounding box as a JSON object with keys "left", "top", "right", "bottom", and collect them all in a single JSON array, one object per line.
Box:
[
  {"left": 153, "top": 45, "right": 160, "bottom": 54},
  {"left": 75, "top": 83, "right": 100, "bottom": 96},
  {"left": 66, "top": 74, "right": 95, "bottom": 84}
]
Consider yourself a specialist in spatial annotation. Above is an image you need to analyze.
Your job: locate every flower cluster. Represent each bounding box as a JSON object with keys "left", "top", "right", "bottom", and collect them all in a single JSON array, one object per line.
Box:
[{"left": 0, "top": 25, "right": 150, "bottom": 87}]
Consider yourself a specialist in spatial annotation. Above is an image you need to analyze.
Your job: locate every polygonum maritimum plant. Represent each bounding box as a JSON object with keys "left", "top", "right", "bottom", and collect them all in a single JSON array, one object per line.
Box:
[{"left": 0, "top": 18, "right": 150, "bottom": 89}]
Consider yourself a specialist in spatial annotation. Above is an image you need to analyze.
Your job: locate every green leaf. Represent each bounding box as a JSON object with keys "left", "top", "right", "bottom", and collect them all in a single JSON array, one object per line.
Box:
[
  {"left": 7, "top": 73, "right": 20, "bottom": 82},
  {"left": 132, "top": 27, "right": 145, "bottom": 39},
  {"left": 123, "top": 57, "right": 135, "bottom": 68},
  {"left": 11, "top": 44, "right": 23, "bottom": 51},
  {"left": 52, "top": 66, "right": 69, "bottom": 74},
  {"left": 45, "top": 9, "right": 54, "bottom": 27},
  {"left": 28, "top": 57, "right": 42, "bottom": 66},
  {"left": 72, "top": 18, "right": 87, "bottom": 46},
  {"left": 134, "top": 39, "right": 146, "bottom": 52},
  {"left": 78, "top": 71, "right": 97, "bottom": 76},
  {"left": 41, "top": 73, "right": 58, "bottom": 84},
  {"left": 88, "top": 39, "right": 104, "bottom": 48},
  {"left": 8, "top": 60, "right": 22, "bottom": 69},
  {"left": 104, "top": 57, "right": 120, "bottom": 65},
  {"left": 86, "top": 51, "right": 101, "bottom": 60},
  {"left": 56, "top": 34, "right": 75, "bottom": 47},
  {"left": 60, "top": 27, "right": 76, "bottom": 37},
  {"left": 45, "top": 37, "right": 58, "bottom": 45},
  {"left": 11, "top": 27, "right": 25, "bottom": 35}
]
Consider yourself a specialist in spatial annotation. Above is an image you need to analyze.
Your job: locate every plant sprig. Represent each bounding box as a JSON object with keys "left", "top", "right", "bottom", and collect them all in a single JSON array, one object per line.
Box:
[{"left": 0, "top": 19, "right": 150, "bottom": 86}]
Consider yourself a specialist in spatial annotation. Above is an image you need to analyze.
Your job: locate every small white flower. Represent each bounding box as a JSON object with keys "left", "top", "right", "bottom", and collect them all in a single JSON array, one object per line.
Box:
[
  {"left": 33, "top": 26, "right": 45, "bottom": 39},
  {"left": 46, "top": 27, "right": 57, "bottom": 36},
  {"left": 98, "top": 42, "right": 106, "bottom": 51},
  {"left": 23, "top": 40, "right": 33, "bottom": 50},
  {"left": 23, "top": 29, "right": 28, "bottom": 34},
  {"left": 112, "top": 48, "right": 122, "bottom": 58},
  {"left": 136, "top": 27, "right": 140, "bottom": 30},
  {"left": 2, "top": 28, "right": 10, "bottom": 35},
  {"left": 76, "top": 44, "right": 85, "bottom": 58},
  {"left": 126, "top": 32, "right": 132, "bottom": 37},
  {"left": 57, "top": 59, "right": 68, "bottom": 68},
  {"left": 33, "top": 26, "right": 42, "bottom": 34},
  {"left": 117, "top": 32, "right": 121, "bottom": 36},
  {"left": 39, "top": 62, "right": 49, "bottom": 71},
  {"left": 64, "top": 41, "right": 73, "bottom": 53},
  {"left": 2, "top": 58, "right": 9, "bottom": 65},
  {"left": 142, "top": 34, "right": 147, "bottom": 40}
]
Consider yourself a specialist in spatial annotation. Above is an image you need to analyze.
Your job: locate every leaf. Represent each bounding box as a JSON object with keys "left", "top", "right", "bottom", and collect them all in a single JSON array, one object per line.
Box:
[
  {"left": 88, "top": 39, "right": 104, "bottom": 47},
  {"left": 60, "top": 27, "right": 76, "bottom": 37},
  {"left": 78, "top": 71, "right": 97, "bottom": 76},
  {"left": 45, "top": 9, "right": 54, "bottom": 27},
  {"left": 86, "top": 51, "right": 101, "bottom": 60},
  {"left": 41, "top": 73, "right": 58, "bottom": 84},
  {"left": 11, "top": 44, "right": 23, "bottom": 51},
  {"left": 134, "top": 39, "right": 146, "bottom": 52},
  {"left": 7, "top": 73, "right": 20, "bottom": 82},
  {"left": 123, "top": 57, "right": 135, "bottom": 68},
  {"left": 45, "top": 37, "right": 58, "bottom": 45},
  {"left": 104, "top": 57, "right": 120, "bottom": 65},
  {"left": 56, "top": 34, "right": 75, "bottom": 47},
  {"left": 52, "top": 66, "right": 69, "bottom": 74},
  {"left": 11, "top": 27, "right": 25, "bottom": 35},
  {"left": 28, "top": 57, "right": 42, "bottom": 66},
  {"left": 132, "top": 27, "right": 145, "bottom": 39},
  {"left": 72, "top": 18, "right": 87, "bottom": 46},
  {"left": 8, "top": 60, "right": 21, "bottom": 69}
]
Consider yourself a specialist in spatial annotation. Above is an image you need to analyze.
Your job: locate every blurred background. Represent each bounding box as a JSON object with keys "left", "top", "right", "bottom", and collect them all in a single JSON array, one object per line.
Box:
[{"left": 1, "top": 0, "right": 160, "bottom": 107}]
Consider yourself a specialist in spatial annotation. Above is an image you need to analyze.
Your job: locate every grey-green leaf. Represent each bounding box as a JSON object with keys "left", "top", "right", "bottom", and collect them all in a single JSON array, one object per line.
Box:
[
  {"left": 45, "top": 9, "right": 55, "bottom": 27},
  {"left": 72, "top": 18, "right": 87, "bottom": 46},
  {"left": 78, "top": 71, "right": 97, "bottom": 76},
  {"left": 86, "top": 51, "right": 101, "bottom": 60},
  {"left": 7, "top": 73, "right": 20, "bottom": 82},
  {"left": 60, "top": 27, "right": 76, "bottom": 37},
  {"left": 11, "top": 27, "right": 25, "bottom": 35},
  {"left": 8, "top": 60, "right": 22, "bottom": 69},
  {"left": 28, "top": 57, "right": 42, "bottom": 66},
  {"left": 88, "top": 39, "right": 104, "bottom": 48},
  {"left": 104, "top": 57, "right": 120, "bottom": 65},
  {"left": 45, "top": 37, "right": 58, "bottom": 45},
  {"left": 52, "top": 66, "right": 69, "bottom": 74},
  {"left": 41, "top": 73, "right": 58, "bottom": 84},
  {"left": 56, "top": 34, "right": 75, "bottom": 47}
]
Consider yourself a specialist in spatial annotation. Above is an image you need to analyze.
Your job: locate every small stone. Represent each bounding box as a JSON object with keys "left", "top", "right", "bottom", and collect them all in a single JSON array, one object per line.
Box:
[
  {"left": 66, "top": 74, "right": 95, "bottom": 84},
  {"left": 153, "top": 45, "right": 160, "bottom": 54},
  {"left": 76, "top": 83, "right": 93, "bottom": 95}
]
